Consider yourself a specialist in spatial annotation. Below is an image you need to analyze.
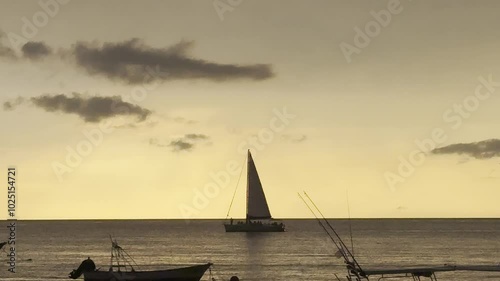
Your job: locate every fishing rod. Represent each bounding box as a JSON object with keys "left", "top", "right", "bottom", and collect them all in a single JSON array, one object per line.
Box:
[
  {"left": 298, "top": 193, "right": 350, "bottom": 261},
  {"left": 346, "top": 189, "right": 355, "bottom": 257},
  {"left": 303, "top": 192, "right": 364, "bottom": 274}
]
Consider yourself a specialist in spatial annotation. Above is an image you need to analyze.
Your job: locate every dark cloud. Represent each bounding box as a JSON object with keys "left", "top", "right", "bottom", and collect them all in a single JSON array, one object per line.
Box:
[
  {"left": 149, "top": 133, "right": 210, "bottom": 152},
  {"left": 0, "top": 35, "right": 51, "bottom": 60},
  {"left": 0, "top": 44, "right": 16, "bottom": 59},
  {"left": 432, "top": 139, "right": 500, "bottom": 159},
  {"left": 22, "top": 41, "right": 52, "bottom": 60},
  {"left": 169, "top": 139, "right": 194, "bottom": 151},
  {"left": 3, "top": 97, "right": 25, "bottom": 111},
  {"left": 281, "top": 134, "right": 307, "bottom": 143},
  {"left": 1, "top": 38, "right": 275, "bottom": 83},
  {"left": 184, "top": 133, "right": 209, "bottom": 140},
  {"left": 4, "top": 93, "right": 151, "bottom": 123},
  {"left": 0, "top": 31, "right": 17, "bottom": 60},
  {"left": 71, "top": 39, "right": 275, "bottom": 84}
]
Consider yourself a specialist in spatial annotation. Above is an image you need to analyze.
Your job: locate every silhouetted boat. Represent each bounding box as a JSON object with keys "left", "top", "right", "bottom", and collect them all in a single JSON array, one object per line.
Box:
[
  {"left": 299, "top": 192, "right": 500, "bottom": 281},
  {"left": 224, "top": 150, "right": 285, "bottom": 232},
  {"left": 69, "top": 238, "right": 212, "bottom": 281}
]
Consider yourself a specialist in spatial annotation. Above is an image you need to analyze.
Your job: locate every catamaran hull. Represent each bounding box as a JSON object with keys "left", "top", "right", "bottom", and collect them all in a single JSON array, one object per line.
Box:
[
  {"left": 83, "top": 263, "right": 211, "bottom": 281},
  {"left": 224, "top": 223, "right": 285, "bottom": 232}
]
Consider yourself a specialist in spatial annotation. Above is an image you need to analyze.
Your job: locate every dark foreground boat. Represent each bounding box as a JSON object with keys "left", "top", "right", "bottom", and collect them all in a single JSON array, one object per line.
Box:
[
  {"left": 79, "top": 263, "right": 212, "bottom": 281},
  {"left": 69, "top": 238, "right": 212, "bottom": 281},
  {"left": 223, "top": 150, "right": 285, "bottom": 232},
  {"left": 299, "top": 192, "right": 500, "bottom": 281}
]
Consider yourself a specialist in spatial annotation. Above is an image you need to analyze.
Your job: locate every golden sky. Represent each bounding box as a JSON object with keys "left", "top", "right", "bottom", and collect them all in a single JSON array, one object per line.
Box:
[{"left": 1, "top": 0, "right": 500, "bottom": 219}]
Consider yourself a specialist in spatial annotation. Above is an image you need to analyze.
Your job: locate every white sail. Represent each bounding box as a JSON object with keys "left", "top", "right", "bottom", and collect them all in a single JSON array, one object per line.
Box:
[{"left": 246, "top": 150, "right": 272, "bottom": 219}]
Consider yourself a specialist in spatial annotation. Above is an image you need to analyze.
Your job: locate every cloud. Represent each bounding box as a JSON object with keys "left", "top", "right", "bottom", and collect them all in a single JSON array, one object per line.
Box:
[
  {"left": 4, "top": 93, "right": 151, "bottom": 123},
  {"left": 113, "top": 119, "right": 158, "bottom": 129},
  {"left": 431, "top": 139, "right": 500, "bottom": 159},
  {"left": 0, "top": 44, "right": 16, "bottom": 59},
  {"left": 1, "top": 38, "right": 275, "bottom": 83},
  {"left": 149, "top": 133, "right": 210, "bottom": 152},
  {"left": 0, "top": 30, "right": 17, "bottom": 60},
  {"left": 184, "top": 133, "right": 209, "bottom": 140},
  {"left": 0, "top": 35, "right": 52, "bottom": 60},
  {"left": 22, "top": 41, "right": 52, "bottom": 60},
  {"left": 3, "top": 97, "right": 25, "bottom": 111},
  {"left": 173, "top": 117, "right": 197, "bottom": 125},
  {"left": 70, "top": 39, "right": 275, "bottom": 84},
  {"left": 169, "top": 139, "right": 194, "bottom": 151},
  {"left": 281, "top": 134, "right": 307, "bottom": 143}
]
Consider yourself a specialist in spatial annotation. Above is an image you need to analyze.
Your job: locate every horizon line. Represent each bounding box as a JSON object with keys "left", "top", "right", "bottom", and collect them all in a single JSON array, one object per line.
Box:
[{"left": 2, "top": 217, "right": 499, "bottom": 221}]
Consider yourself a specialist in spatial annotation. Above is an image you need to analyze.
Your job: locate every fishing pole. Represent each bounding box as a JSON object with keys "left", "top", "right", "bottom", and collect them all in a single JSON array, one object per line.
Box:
[
  {"left": 346, "top": 189, "right": 354, "bottom": 257},
  {"left": 303, "top": 192, "right": 364, "bottom": 273},
  {"left": 297, "top": 192, "right": 348, "bottom": 261}
]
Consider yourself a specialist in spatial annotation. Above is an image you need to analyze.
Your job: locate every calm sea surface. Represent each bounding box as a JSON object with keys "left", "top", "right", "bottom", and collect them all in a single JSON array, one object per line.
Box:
[{"left": 0, "top": 219, "right": 498, "bottom": 281}]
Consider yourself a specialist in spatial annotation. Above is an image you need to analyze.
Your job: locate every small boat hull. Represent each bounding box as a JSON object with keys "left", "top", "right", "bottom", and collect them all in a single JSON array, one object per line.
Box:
[
  {"left": 224, "top": 222, "right": 285, "bottom": 232},
  {"left": 83, "top": 263, "right": 212, "bottom": 281}
]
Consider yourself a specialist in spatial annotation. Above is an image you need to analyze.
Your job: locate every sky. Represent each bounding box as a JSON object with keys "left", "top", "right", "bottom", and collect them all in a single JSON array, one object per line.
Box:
[{"left": 1, "top": 0, "right": 500, "bottom": 219}]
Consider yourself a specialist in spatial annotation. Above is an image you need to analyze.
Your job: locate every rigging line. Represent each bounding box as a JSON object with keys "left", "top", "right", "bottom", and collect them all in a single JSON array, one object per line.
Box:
[
  {"left": 346, "top": 189, "right": 354, "bottom": 257},
  {"left": 122, "top": 248, "right": 140, "bottom": 269},
  {"left": 109, "top": 236, "right": 138, "bottom": 271},
  {"left": 303, "top": 191, "right": 364, "bottom": 272},
  {"left": 298, "top": 192, "right": 348, "bottom": 261},
  {"left": 114, "top": 238, "right": 122, "bottom": 270},
  {"left": 225, "top": 156, "right": 246, "bottom": 219}
]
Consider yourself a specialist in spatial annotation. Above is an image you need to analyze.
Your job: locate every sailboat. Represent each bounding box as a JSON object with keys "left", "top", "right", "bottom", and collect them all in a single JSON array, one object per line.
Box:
[{"left": 224, "top": 150, "right": 285, "bottom": 232}]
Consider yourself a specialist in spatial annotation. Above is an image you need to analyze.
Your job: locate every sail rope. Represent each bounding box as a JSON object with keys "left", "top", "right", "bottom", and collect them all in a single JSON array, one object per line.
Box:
[
  {"left": 109, "top": 235, "right": 140, "bottom": 271},
  {"left": 225, "top": 156, "right": 246, "bottom": 219}
]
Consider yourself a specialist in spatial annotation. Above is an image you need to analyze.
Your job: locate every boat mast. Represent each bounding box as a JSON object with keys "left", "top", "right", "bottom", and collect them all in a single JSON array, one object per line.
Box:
[{"left": 108, "top": 236, "right": 139, "bottom": 272}]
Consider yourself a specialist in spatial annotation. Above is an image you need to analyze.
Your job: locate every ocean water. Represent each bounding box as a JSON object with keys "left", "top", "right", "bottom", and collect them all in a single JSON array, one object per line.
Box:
[{"left": 0, "top": 219, "right": 499, "bottom": 281}]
